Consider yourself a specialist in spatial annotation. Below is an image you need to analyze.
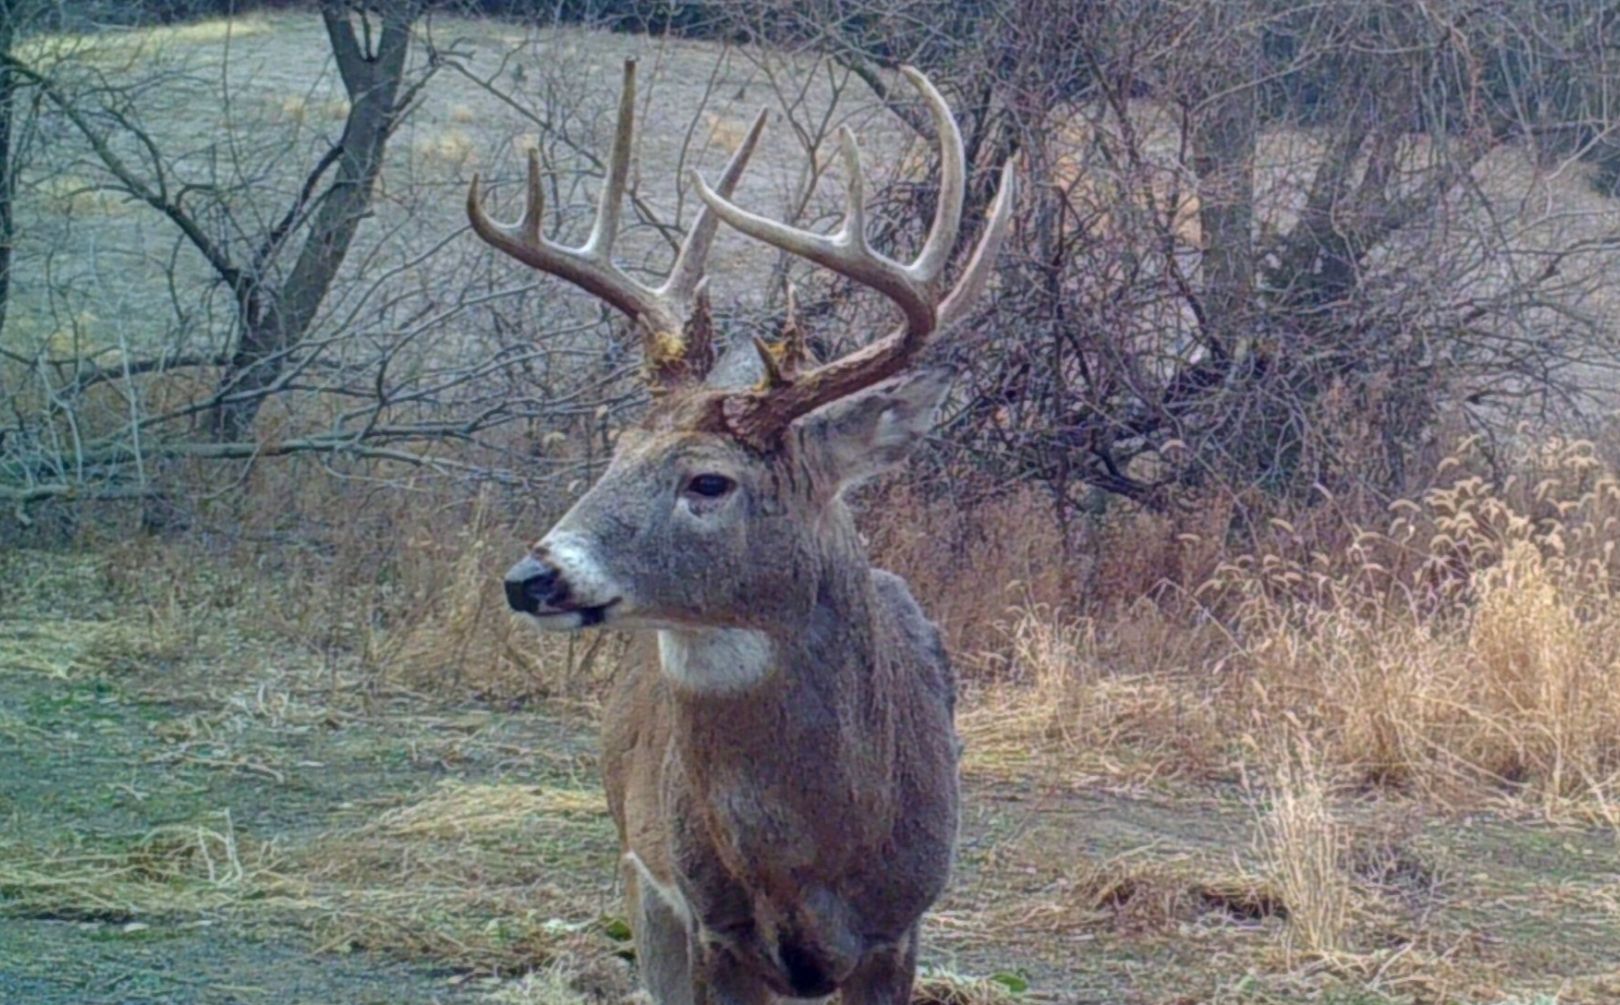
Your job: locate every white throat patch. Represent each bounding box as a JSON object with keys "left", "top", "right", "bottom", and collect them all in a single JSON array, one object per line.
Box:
[{"left": 657, "top": 628, "right": 774, "bottom": 693}]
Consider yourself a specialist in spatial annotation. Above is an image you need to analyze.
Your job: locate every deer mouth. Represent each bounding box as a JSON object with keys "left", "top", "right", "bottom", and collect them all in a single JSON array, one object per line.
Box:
[{"left": 526, "top": 597, "right": 621, "bottom": 630}]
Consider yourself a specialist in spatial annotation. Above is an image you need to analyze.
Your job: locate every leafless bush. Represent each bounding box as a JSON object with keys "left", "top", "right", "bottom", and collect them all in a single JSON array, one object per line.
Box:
[
  {"left": 5, "top": 0, "right": 1620, "bottom": 636},
  {"left": 0, "top": 4, "right": 807, "bottom": 540},
  {"left": 707, "top": 0, "right": 1620, "bottom": 534}
]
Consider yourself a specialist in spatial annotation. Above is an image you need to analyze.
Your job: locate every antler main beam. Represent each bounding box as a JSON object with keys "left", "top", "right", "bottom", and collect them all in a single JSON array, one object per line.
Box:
[
  {"left": 467, "top": 60, "right": 768, "bottom": 384},
  {"left": 691, "top": 65, "right": 1016, "bottom": 445}
]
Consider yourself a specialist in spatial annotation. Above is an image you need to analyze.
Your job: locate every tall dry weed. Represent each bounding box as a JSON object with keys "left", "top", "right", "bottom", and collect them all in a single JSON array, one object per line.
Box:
[
  {"left": 945, "top": 436, "right": 1620, "bottom": 817},
  {"left": 1467, "top": 541, "right": 1620, "bottom": 814},
  {"left": 864, "top": 483, "right": 1071, "bottom": 662},
  {"left": 961, "top": 601, "right": 1226, "bottom": 782},
  {"left": 1227, "top": 438, "right": 1620, "bottom": 816},
  {"left": 1254, "top": 737, "right": 1353, "bottom": 960}
]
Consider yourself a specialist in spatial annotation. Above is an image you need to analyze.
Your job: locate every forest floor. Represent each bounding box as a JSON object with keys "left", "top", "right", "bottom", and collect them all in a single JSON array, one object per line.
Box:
[{"left": 3, "top": 546, "right": 1618, "bottom": 1005}]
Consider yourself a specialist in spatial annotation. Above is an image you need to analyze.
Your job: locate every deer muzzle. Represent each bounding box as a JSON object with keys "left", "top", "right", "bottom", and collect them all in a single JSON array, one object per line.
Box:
[
  {"left": 504, "top": 554, "right": 565, "bottom": 615},
  {"left": 503, "top": 536, "right": 623, "bottom": 629}
]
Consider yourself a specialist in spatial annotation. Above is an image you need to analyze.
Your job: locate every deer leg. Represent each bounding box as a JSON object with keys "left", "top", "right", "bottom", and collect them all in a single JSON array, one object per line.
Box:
[
  {"left": 837, "top": 925, "right": 919, "bottom": 1005},
  {"left": 690, "top": 935, "right": 773, "bottom": 1005},
  {"left": 624, "top": 861, "right": 695, "bottom": 1005}
]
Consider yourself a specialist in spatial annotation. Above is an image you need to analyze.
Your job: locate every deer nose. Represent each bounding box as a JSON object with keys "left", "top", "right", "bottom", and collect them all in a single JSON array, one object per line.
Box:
[{"left": 504, "top": 555, "right": 565, "bottom": 614}]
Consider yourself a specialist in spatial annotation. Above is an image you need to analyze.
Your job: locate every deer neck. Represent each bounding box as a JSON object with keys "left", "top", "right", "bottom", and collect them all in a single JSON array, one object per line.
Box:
[
  {"left": 656, "top": 627, "right": 775, "bottom": 693},
  {"left": 655, "top": 547, "right": 900, "bottom": 799}
]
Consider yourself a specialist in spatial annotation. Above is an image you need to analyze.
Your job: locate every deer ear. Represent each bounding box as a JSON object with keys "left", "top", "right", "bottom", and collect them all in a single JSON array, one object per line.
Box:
[{"left": 797, "top": 367, "right": 953, "bottom": 489}]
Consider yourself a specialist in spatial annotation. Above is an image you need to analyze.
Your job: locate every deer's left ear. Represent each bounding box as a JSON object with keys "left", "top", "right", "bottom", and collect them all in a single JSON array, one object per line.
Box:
[{"left": 797, "top": 367, "right": 953, "bottom": 490}]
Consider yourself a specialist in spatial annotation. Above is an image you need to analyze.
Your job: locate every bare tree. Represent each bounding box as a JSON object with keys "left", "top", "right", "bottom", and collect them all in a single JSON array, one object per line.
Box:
[
  {"left": 0, "top": 0, "right": 47, "bottom": 342},
  {"left": 211, "top": 1, "right": 419, "bottom": 440},
  {"left": 10, "top": 2, "right": 423, "bottom": 442},
  {"left": 0, "top": 4, "right": 837, "bottom": 518},
  {"left": 726, "top": 0, "right": 1620, "bottom": 522},
  {"left": 6, "top": 0, "right": 1618, "bottom": 541}
]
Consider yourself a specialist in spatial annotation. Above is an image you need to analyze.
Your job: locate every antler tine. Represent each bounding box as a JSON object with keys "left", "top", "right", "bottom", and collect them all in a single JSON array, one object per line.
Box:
[
  {"left": 661, "top": 107, "right": 770, "bottom": 305},
  {"left": 939, "top": 157, "right": 1016, "bottom": 329},
  {"left": 466, "top": 65, "right": 669, "bottom": 330},
  {"left": 836, "top": 127, "right": 869, "bottom": 255},
  {"left": 727, "top": 159, "right": 1012, "bottom": 439},
  {"left": 584, "top": 60, "right": 637, "bottom": 261},
  {"left": 905, "top": 67, "right": 966, "bottom": 282},
  {"left": 691, "top": 121, "right": 939, "bottom": 339},
  {"left": 468, "top": 59, "right": 771, "bottom": 386},
  {"left": 691, "top": 67, "right": 979, "bottom": 344},
  {"left": 697, "top": 65, "right": 1016, "bottom": 447},
  {"left": 518, "top": 149, "right": 545, "bottom": 241}
]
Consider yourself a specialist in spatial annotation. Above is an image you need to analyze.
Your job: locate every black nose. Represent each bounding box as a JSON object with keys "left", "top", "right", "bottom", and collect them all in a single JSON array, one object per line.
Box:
[{"left": 504, "top": 555, "right": 565, "bottom": 614}]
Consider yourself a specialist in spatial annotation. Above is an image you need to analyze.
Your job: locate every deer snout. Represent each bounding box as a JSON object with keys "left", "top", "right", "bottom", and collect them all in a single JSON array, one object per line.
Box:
[{"left": 503, "top": 554, "right": 568, "bottom": 614}]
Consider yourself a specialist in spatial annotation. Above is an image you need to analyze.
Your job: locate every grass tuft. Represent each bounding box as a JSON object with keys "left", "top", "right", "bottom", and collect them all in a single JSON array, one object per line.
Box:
[
  {"left": 368, "top": 780, "right": 606, "bottom": 839},
  {"left": 959, "top": 602, "right": 1226, "bottom": 784},
  {"left": 1255, "top": 739, "right": 1354, "bottom": 959},
  {"left": 911, "top": 967, "right": 1024, "bottom": 1005},
  {"left": 292, "top": 778, "right": 617, "bottom": 974},
  {"left": 0, "top": 813, "right": 285, "bottom": 922},
  {"left": 413, "top": 129, "right": 480, "bottom": 170}
]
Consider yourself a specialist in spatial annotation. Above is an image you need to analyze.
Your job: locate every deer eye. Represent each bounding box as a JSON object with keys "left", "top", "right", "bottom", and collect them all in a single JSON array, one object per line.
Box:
[{"left": 685, "top": 474, "right": 735, "bottom": 499}]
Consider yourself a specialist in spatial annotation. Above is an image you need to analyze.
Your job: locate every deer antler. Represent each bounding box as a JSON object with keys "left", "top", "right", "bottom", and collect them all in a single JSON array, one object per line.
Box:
[
  {"left": 691, "top": 66, "right": 1016, "bottom": 447},
  {"left": 467, "top": 59, "right": 768, "bottom": 387}
]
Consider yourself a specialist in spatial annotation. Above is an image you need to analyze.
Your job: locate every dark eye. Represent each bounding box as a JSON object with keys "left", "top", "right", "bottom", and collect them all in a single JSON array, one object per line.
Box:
[{"left": 685, "top": 474, "right": 735, "bottom": 498}]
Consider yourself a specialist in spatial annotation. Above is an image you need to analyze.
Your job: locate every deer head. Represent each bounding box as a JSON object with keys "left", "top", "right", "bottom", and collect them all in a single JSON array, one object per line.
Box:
[{"left": 470, "top": 60, "right": 1014, "bottom": 643}]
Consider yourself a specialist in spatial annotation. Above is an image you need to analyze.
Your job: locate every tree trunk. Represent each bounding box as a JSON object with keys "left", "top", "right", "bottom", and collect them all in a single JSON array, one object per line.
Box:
[
  {"left": 1189, "top": 8, "right": 1258, "bottom": 362},
  {"left": 0, "top": 2, "right": 18, "bottom": 342},
  {"left": 211, "top": 4, "right": 412, "bottom": 442}
]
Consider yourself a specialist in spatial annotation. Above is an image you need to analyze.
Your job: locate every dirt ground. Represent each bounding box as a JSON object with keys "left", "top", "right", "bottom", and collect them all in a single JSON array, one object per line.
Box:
[{"left": 3, "top": 546, "right": 1619, "bottom": 1005}]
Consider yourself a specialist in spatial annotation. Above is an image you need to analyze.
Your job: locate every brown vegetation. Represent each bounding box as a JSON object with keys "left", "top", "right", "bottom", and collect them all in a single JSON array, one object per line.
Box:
[
  {"left": 4, "top": 3, "right": 1620, "bottom": 1003},
  {"left": 12, "top": 418, "right": 1611, "bottom": 1001},
  {"left": 939, "top": 436, "right": 1620, "bottom": 819}
]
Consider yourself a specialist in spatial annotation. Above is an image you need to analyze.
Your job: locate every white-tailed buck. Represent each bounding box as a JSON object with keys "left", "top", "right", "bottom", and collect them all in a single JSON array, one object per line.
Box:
[{"left": 470, "top": 60, "right": 1013, "bottom": 1004}]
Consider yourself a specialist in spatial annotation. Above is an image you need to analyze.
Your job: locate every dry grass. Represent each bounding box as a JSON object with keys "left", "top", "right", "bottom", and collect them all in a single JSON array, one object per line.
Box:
[
  {"left": 273, "top": 94, "right": 352, "bottom": 125},
  {"left": 108, "top": 15, "right": 274, "bottom": 48},
  {"left": 367, "top": 779, "right": 607, "bottom": 838},
  {"left": 998, "top": 843, "right": 1287, "bottom": 940},
  {"left": 865, "top": 483, "right": 1073, "bottom": 660},
  {"left": 483, "top": 961, "right": 596, "bottom": 1004},
  {"left": 291, "top": 778, "right": 619, "bottom": 975},
  {"left": 910, "top": 968, "right": 1023, "bottom": 1005},
  {"left": 937, "top": 438, "right": 1620, "bottom": 820},
  {"left": 0, "top": 813, "right": 285, "bottom": 922},
  {"left": 380, "top": 489, "right": 625, "bottom": 703},
  {"left": 0, "top": 616, "right": 184, "bottom": 679},
  {"left": 700, "top": 111, "right": 753, "bottom": 154},
  {"left": 959, "top": 600, "right": 1229, "bottom": 784},
  {"left": 896, "top": 436, "right": 1620, "bottom": 999},
  {"left": 1254, "top": 740, "right": 1354, "bottom": 960},
  {"left": 414, "top": 129, "right": 480, "bottom": 170},
  {"left": 15, "top": 14, "right": 274, "bottom": 71},
  {"left": 35, "top": 176, "right": 131, "bottom": 217},
  {"left": 1225, "top": 442, "right": 1620, "bottom": 819}
]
